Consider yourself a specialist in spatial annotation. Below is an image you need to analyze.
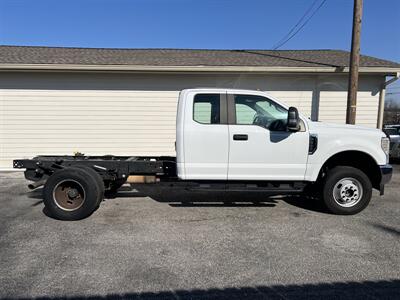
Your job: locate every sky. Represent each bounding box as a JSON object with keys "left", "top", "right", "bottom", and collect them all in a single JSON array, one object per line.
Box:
[{"left": 0, "top": 0, "right": 399, "bottom": 97}]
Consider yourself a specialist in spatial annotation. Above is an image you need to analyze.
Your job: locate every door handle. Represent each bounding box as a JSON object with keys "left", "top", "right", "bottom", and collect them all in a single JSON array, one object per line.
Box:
[{"left": 233, "top": 134, "right": 248, "bottom": 141}]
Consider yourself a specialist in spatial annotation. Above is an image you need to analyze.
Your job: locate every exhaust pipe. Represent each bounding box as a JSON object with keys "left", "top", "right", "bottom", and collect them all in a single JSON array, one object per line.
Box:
[{"left": 28, "top": 179, "right": 46, "bottom": 190}]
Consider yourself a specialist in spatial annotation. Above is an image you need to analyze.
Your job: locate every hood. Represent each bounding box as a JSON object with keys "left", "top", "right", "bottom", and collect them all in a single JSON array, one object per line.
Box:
[{"left": 306, "top": 120, "right": 385, "bottom": 136}]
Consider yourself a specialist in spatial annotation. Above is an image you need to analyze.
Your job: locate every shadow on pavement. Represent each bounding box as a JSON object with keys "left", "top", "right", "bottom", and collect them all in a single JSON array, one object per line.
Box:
[
  {"left": 2, "top": 280, "right": 400, "bottom": 299},
  {"left": 107, "top": 185, "right": 328, "bottom": 213},
  {"left": 28, "top": 183, "right": 328, "bottom": 218},
  {"left": 27, "top": 189, "right": 43, "bottom": 201},
  {"left": 367, "top": 222, "right": 400, "bottom": 237}
]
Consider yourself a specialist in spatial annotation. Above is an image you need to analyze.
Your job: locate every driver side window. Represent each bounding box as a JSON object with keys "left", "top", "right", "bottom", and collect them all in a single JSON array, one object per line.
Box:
[
  {"left": 235, "top": 103, "right": 256, "bottom": 124},
  {"left": 234, "top": 94, "right": 288, "bottom": 131}
]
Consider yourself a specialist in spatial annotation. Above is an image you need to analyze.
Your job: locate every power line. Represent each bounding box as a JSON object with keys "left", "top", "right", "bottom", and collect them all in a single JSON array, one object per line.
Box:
[
  {"left": 271, "top": 0, "right": 320, "bottom": 50},
  {"left": 272, "top": 0, "right": 328, "bottom": 50},
  {"left": 273, "top": 0, "right": 328, "bottom": 50}
]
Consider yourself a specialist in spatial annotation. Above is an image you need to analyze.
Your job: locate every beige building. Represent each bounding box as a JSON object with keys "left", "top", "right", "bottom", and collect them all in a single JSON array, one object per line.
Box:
[{"left": 0, "top": 46, "right": 399, "bottom": 170}]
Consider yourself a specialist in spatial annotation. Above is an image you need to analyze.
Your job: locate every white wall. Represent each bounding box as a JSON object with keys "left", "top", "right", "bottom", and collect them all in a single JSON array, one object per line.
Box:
[
  {"left": 317, "top": 75, "right": 382, "bottom": 127},
  {"left": 0, "top": 72, "right": 383, "bottom": 169}
]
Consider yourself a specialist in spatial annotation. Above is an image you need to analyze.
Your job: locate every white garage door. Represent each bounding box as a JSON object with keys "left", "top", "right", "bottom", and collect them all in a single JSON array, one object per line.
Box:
[{"left": 0, "top": 90, "right": 178, "bottom": 170}]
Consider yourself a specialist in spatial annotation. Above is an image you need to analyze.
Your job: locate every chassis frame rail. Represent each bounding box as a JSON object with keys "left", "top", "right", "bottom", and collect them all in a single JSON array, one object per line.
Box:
[{"left": 13, "top": 155, "right": 177, "bottom": 182}]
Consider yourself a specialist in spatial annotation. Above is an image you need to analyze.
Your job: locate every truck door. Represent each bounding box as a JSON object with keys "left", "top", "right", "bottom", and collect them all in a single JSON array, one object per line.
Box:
[
  {"left": 183, "top": 92, "right": 229, "bottom": 180},
  {"left": 227, "top": 93, "right": 309, "bottom": 180}
]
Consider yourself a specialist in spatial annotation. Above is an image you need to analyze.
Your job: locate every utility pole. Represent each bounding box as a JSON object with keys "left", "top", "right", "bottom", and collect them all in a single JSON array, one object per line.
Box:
[{"left": 346, "top": 0, "right": 363, "bottom": 124}]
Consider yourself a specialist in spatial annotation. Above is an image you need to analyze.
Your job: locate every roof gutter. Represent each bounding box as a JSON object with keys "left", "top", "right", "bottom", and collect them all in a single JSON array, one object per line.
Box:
[{"left": 0, "top": 64, "right": 399, "bottom": 75}]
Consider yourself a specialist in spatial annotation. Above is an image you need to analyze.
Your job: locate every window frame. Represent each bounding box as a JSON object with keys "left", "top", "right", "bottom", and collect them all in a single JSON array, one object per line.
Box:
[{"left": 192, "top": 93, "right": 228, "bottom": 125}]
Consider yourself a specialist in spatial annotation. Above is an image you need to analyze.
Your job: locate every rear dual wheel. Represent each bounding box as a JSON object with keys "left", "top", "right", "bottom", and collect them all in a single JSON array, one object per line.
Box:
[
  {"left": 43, "top": 167, "right": 104, "bottom": 220},
  {"left": 75, "top": 165, "right": 105, "bottom": 205}
]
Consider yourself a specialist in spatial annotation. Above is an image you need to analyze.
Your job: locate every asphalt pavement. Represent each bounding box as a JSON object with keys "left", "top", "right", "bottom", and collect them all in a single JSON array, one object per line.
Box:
[{"left": 0, "top": 165, "right": 399, "bottom": 299}]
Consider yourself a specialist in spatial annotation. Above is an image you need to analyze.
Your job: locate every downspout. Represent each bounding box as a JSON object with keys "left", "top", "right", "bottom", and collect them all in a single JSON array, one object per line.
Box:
[{"left": 377, "top": 72, "right": 400, "bottom": 129}]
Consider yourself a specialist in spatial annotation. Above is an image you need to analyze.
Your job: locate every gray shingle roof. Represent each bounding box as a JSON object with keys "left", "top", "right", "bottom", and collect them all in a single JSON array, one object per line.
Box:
[{"left": 0, "top": 45, "right": 399, "bottom": 68}]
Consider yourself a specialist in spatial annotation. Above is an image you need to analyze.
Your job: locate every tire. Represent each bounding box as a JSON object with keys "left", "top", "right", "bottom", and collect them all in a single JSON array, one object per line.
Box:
[
  {"left": 322, "top": 166, "right": 372, "bottom": 215},
  {"left": 43, "top": 167, "right": 102, "bottom": 220},
  {"left": 75, "top": 165, "right": 105, "bottom": 205}
]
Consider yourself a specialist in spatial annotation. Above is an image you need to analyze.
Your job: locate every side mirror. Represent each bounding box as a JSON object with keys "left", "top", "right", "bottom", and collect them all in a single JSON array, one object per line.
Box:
[{"left": 287, "top": 107, "right": 300, "bottom": 131}]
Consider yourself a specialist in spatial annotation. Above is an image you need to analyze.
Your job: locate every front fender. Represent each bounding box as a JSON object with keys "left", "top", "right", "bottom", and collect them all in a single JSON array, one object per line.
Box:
[{"left": 305, "top": 135, "right": 386, "bottom": 181}]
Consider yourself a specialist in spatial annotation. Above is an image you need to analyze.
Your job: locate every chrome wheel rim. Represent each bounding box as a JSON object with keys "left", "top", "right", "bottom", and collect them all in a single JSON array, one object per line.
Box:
[
  {"left": 53, "top": 179, "right": 86, "bottom": 211},
  {"left": 333, "top": 177, "right": 363, "bottom": 208}
]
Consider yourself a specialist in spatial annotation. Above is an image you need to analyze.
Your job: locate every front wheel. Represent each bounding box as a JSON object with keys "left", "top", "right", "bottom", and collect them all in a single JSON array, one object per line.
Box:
[{"left": 322, "top": 166, "right": 372, "bottom": 215}]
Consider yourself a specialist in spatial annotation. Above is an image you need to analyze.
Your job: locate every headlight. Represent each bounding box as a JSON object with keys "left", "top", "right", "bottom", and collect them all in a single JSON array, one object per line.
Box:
[{"left": 381, "top": 137, "right": 390, "bottom": 158}]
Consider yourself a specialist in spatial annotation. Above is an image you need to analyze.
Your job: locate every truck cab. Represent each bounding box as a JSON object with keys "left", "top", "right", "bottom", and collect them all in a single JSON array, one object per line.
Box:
[
  {"left": 176, "top": 88, "right": 310, "bottom": 180},
  {"left": 176, "top": 88, "right": 392, "bottom": 214}
]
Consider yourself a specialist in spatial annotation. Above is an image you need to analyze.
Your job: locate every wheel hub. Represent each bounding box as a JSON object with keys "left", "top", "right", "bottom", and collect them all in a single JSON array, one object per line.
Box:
[
  {"left": 53, "top": 180, "right": 86, "bottom": 211},
  {"left": 340, "top": 183, "right": 358, "bottom": 201},
  {"left": 67, "top": 189, "right": 79, "bottom": 199},
  {"left": 333, "top": 177, "right": 363, "bottom": 208}
]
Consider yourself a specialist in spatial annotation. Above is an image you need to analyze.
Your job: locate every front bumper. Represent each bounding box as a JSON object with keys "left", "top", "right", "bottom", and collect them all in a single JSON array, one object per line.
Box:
[{"left": 379, "top": 164, "right": 393, "bottom": 195}]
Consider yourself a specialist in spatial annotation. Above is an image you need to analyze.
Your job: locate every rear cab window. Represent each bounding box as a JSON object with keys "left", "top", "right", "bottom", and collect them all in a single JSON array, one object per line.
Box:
[{"left": 193, "top": 94, "right": 221, "bottom": 124}]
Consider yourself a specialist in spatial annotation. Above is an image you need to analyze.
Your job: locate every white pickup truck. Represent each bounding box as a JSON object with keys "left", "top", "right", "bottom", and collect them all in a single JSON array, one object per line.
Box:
[{"left": 14, "top": 88, "right": 393, "bottom": 220}]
